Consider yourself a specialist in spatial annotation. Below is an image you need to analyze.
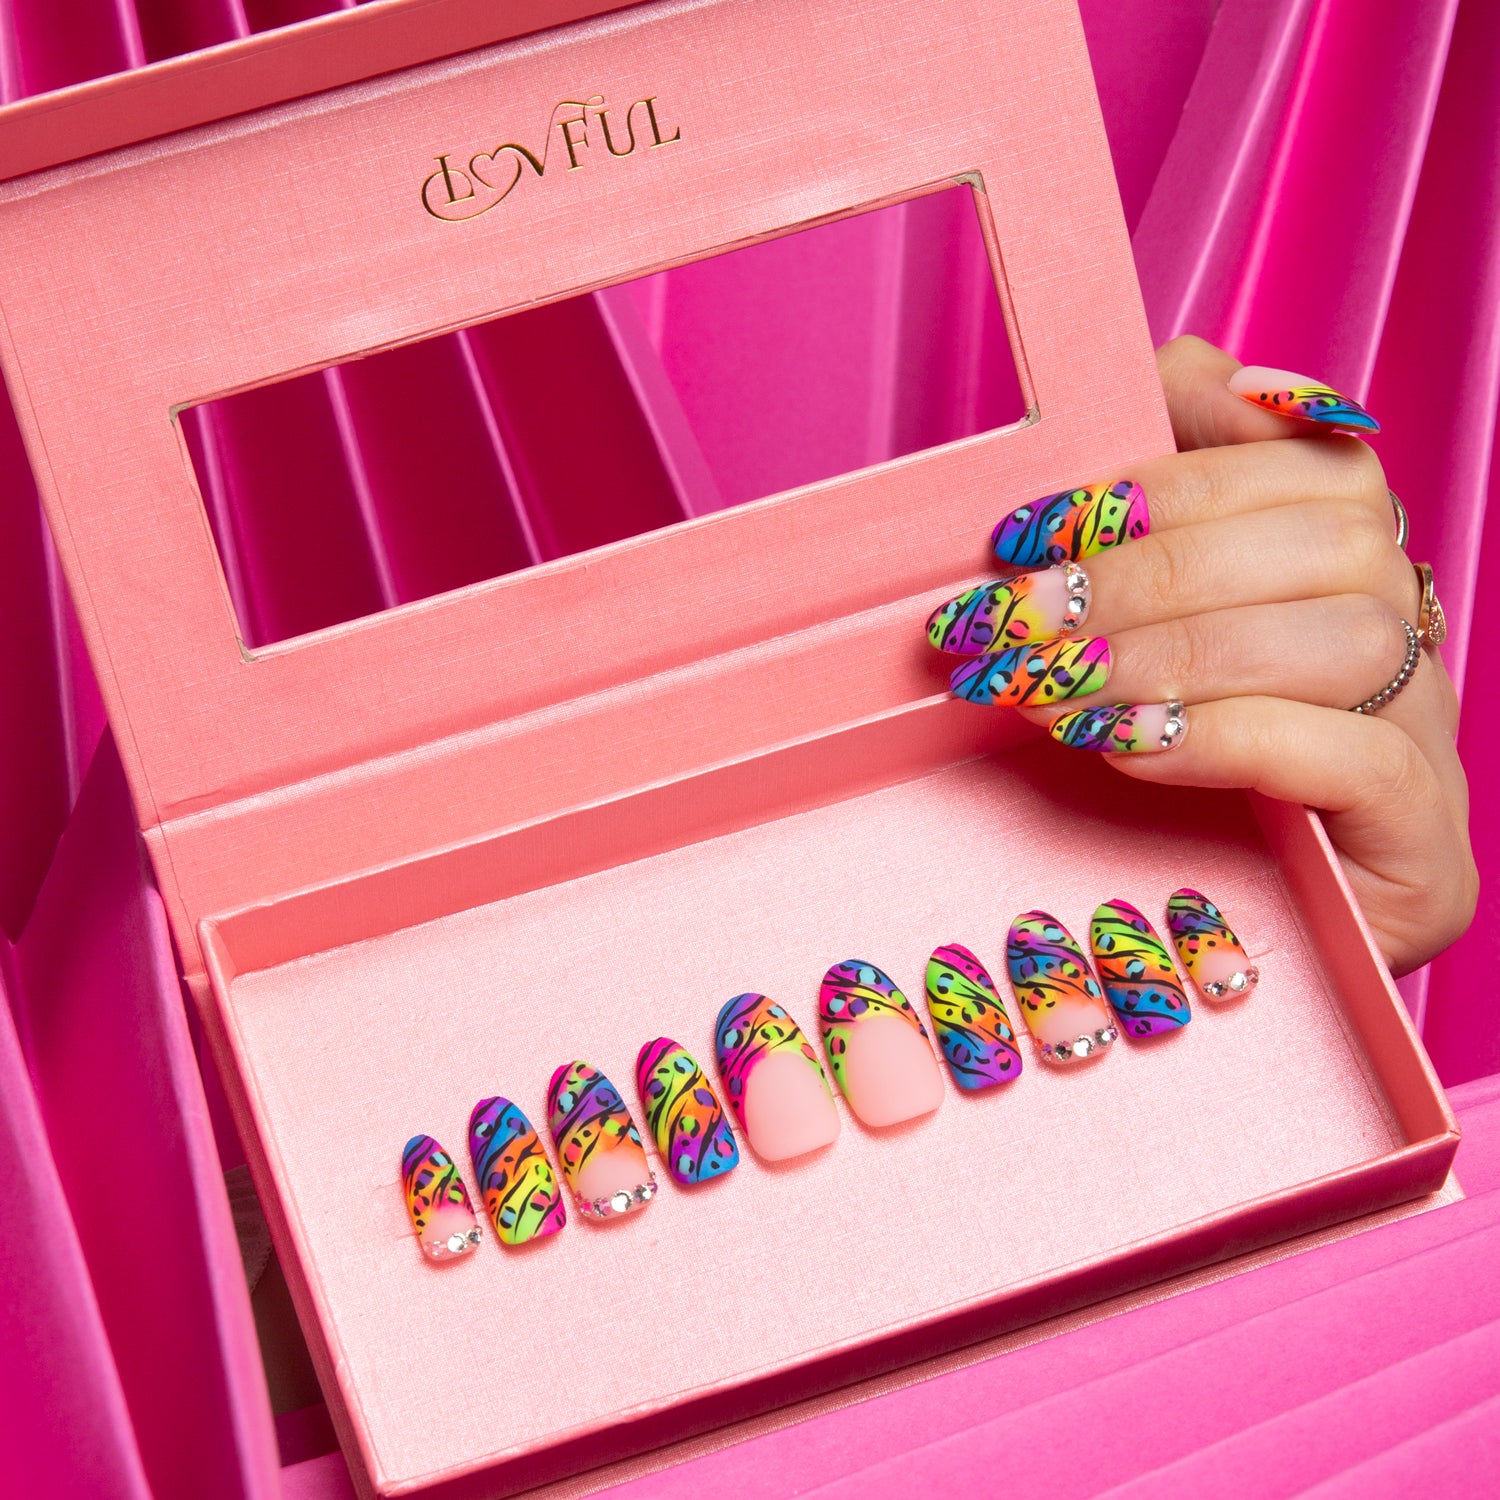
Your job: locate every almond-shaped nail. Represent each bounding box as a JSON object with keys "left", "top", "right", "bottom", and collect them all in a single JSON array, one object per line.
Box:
[
  {"left": 468, "top": 1097, "right": 566, "bottom": 1246},
  {"left": 1049, "top": 701, "right": 1186, "bottom": 752},
  {"left": 636, "top": 1038, "right": 740, "bottom": 1185},
  {"left": 1006, "top": 911, "right": 1118, "bottom": 1064},
  {"left": 1167, "top": 889, "right": 1260, "bottom": 999},
  {"left": 1091, "top": 900, "right": 1191, "bottom": 1037},
  {"left": 991, "top": 481, "right": 1149, "bottom": 567},
  {"left": 546, "top": 1061, "right": 657, "bottom": 1219},
  {"left": 401, "top": 1135, "right": 482, "bottom": 1260},
  {"left": 819, "top": 960, "right": 944, "bottom": 1126},
  {"left": 951, "top": 636, "right": 1110, "bottom": 706},
  {"left": 925, "top": 943, "right": 1024, "bottom": 1090},
  {"left": 1228, "top": 366, "right": 1379, "bottom": 434},
  {"left": 715, "top": 994, "right": 840, "bottom": 1161},
  {"left": 926, "top": 564, "right": 1091, "bottom": 654}
]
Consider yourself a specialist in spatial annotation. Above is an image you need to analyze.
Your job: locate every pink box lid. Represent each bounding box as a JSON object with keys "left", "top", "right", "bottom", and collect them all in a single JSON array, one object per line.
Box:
[{"left": 0, "top": 0, "right": 1167, "bottom": 983}]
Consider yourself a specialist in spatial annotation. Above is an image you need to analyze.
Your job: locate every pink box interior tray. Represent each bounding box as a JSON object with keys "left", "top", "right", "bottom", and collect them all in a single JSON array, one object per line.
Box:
[{"left": 201, "top": 700, "right": 1456, "bottom": 1498}]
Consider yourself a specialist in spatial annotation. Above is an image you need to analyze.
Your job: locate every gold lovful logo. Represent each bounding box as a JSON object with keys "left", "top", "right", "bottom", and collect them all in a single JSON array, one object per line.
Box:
[{"left": 422, "top": 94, "right": 681, "bottom": 222}]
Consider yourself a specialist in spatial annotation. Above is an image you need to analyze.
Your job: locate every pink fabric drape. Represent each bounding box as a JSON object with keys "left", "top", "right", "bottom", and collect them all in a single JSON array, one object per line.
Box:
[{"left": 0, "top": 0, "right": 1495, "bottom": 1495}]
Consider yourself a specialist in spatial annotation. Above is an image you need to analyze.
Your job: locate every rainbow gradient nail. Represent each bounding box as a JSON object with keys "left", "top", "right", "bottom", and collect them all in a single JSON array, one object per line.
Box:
[
  {"left": 991, "top": 481, "right": 1149, "bottom": 567},
  {"left": 950, "top": 636, "right": 1110, "bottom": 707},
  {"left": 924, "top": 943, "right": 1024, "bottom": 1090},
  {"left": 926, "top": 564, "right": 1091, "bottom": 654},
  {"left": 467, "top": 1097, "right": 566, "bottom": 1246},
  {"left": 636, "top": 1038, "right": 740, "bottom": 1185},
  {"left": 1048, "top": 701, "right": 1186, "bottom": 752},
  {"left": 1228, "top": 366, "right": 1379, "bottom": 434},
  {"left": 1091, "top": 899, "right": 1191, "bottom": 1037},
  {"left": 401, "top": 1135, "right": 482, "bottom": 1260},
  {"left": 1006, "top": 911, "right": 1118, "bottom": 1064},
  {"left": 1167, "top": 889, "right": 1260, "bottom": 999}
]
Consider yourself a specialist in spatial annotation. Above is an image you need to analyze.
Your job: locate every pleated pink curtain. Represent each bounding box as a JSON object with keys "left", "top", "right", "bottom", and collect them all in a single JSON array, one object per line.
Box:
[{"left": 0, "top": 1, "right": 1495, "bottom": 1496}]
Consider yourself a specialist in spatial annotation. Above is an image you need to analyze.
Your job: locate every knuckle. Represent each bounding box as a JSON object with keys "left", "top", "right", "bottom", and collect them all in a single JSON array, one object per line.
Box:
[
  {"left": 1341, "top": 594, "right": 1408, "bottom": 682},
  {"left": 1320, "top": 498, "right": 1393, "bottom": 586},
  {"left": 1137, "top": 526, "right": 1208, "bottom": 618}
]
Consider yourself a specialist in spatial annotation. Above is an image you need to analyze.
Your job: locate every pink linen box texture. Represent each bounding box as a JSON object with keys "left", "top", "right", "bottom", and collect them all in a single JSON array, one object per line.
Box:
[{"left": 0, "top": 0, "right": 1457, "bottom": 1497}]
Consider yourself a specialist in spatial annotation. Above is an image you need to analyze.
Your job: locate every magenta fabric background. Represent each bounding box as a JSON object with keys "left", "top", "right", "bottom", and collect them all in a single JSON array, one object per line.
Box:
[{"left": 0, "top": 1, "right": 1496, "bottom": 1497}]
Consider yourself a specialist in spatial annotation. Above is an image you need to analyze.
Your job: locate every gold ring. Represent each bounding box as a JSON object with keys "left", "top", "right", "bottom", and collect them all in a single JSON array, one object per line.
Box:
[
  {"left": 1389, "top": 489, "right": 1410, "bottom": 551},
  {"left": 1413, "top": 561, "right": 1447, "bottom": 648}
]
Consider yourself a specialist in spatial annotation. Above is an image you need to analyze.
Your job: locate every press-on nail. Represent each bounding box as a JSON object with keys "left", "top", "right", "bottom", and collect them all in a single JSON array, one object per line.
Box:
[
  {"left": 991, "top": 481, "right": 1149, "bottom": 567},
  {"left": 401, "top": 1135, "right": 482, "bottom": 1260},
  {"left": 1006, "top": 911, "right": 1118, "bottom": 1063},
  {"left": 467, "top": 1097, "right": 566, "bottom": 1246},
  {"left": 1091, "top": 900, "right": 1191, "bottom": 1037},
  {"left": 546, "top": 1062, "right": 657, "bottom": 1219},
  {"left": 1049, "top": 701, "right": 1186, "bottom": 752},
  {"left": 1167, "top": 889, "right": 1260, "bottom": 999},
  {"left": 819, "top": 960, "right": 944, "bottom": 1126},
  {"left": 1228, "top": 366, "right": 1379, "bottom": 434},
  {"left": 950, "top": 636, "right": 1110, "bottom": 706},
  {"left": 925, "top": 943, "right": 1024, "bottom": 1090},
  {"left": 636, "top": 1038, "right": 740, "bottom": 1185},
  {"left": 715, "top": 994, "right": 841, "bottom": 1161},
  {"left": 926, "top": 564, "right": 1091, "bottom": 654}
]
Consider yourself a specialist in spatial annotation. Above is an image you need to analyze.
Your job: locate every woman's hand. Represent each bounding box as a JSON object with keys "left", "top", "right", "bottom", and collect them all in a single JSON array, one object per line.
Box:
[{"left": 928, "top": 335, "right": 1476, "bottom": 975}]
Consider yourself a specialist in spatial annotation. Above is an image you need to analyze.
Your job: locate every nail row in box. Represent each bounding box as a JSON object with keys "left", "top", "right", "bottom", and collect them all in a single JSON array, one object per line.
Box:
[{"left": 401, "top": 888, "right": 1257, "bottom": 1261}]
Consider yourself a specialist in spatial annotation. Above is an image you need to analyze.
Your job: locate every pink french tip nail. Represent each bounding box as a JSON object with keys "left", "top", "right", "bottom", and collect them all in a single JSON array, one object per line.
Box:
[
  {"left": 1228, "top": 366, "right": 1379, "bottom": 434},
  {"left": 401, "top": 1135, "right": 482, "bottom": 1261},
  {"left": 715, "top": 993, "right": 841, "bottom": 1161},
  {"left": 818, "top": 960, "right": 944, "bottom": 1126}
]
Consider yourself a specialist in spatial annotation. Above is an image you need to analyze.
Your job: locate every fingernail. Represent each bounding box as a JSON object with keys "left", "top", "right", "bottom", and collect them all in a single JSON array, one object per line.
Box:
[
  {"left": 950, "top": 636, "right": 1110, "bottom": 706},
  {"left": 715, "top": 994, "right": 841, "bottom": 1161},
  {"left": 467, "top": 1097, "right": 566, "bottom": 1246},
  {"left": 1006, "top": 911, "right": 1118, "bottom": 1063},
  {"left": 636, "top": 1038, "right": 740, "bottom": 1185},
  {"left": 1049, "top": 701, "right": 1186, "bottom": 752},
  {"left": 1091, "top": 900, "right": 1192, "bottom": 1037},
  {"left": 546, "top": 1061, "right": 657, "bottom": 1219},
  {"left": 926, "top": 563, "right": 1091, "bottom": 654},
  {"left": 991, "top": 481, "right": 1149, "bottom": 567},
  {"left": 1167, "top": 889, "right": 1260, "bottom": 999},
  {"left": 1228, "top": 366, "right": 1379, "bottom": 434},
  {"left": 925, "top": 943, "right": 1024, "bottom": 1090},
  {"left": 401, "top": 1135, "right": 482, "bottom": 1260},
  {"left": 818, "top": 960, "right": 944, "bottom": 1126}
]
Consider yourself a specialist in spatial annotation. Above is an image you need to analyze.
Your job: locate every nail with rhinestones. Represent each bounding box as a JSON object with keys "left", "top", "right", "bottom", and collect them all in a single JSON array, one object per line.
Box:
[
  {"left": 1005, "top": 911, "right": 1118, "bottom": 1064},
  {"left": 818, "top": 961, "right": 944, "bottom": 1126},
  {"left": 468, "top": 1097, "right": 566, "bottom": 1246},
  {"left": 401, "top": 1135, "right": 482, "bottom": 1260},
  {"left": 991, "top": 481, "right": 1149, "bottom": 568},
  {"left": 927, "top": 564, "right": 1091, "bottom": 655},
  {"left": 1091, "top": 900, "right": 1191, "bottom": 1038},
  {"left": 546, "top": 1062, "right": 657, "bottom": 1220},
  {"left": 1228, "top": 366, "right": 1379, "bottom": 434},
  {"left": 1167, "top": 889, "right": 1260, "bottom": 999},
  {"left": 925, "top": 943, "right": 1024, "bottom": 1090},
  {"left": 1049, "top": 701, "right": 1186, "bottom": 752},
  {"left": 715, "top": 994, "right": 840, "bottom": 1161},
  {"left": 636, "top": 1038, "right": 740, "bottom": 1185},
  {"left": 951, "top": 636, "right": 1110, "bottom": 707}
]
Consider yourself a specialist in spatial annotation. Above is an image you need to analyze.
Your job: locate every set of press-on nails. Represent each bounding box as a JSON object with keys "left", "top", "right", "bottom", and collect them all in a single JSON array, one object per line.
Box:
[{"left": 399, "top": 888, "right": 1257, "bottom": 1262}]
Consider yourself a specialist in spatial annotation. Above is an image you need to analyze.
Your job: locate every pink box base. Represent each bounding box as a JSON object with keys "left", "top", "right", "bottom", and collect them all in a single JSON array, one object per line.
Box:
[{"left": 201, "top": 700, "right": 1457, "bottom": 1498}]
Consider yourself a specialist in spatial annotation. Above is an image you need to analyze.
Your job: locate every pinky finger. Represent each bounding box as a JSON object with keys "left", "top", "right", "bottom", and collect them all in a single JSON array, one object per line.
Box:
[{"left": 1048, "top": 695, "right": 1477, "bottom": 976}]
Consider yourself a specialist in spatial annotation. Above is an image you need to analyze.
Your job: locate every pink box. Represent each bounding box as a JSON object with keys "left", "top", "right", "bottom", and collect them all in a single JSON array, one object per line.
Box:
[{"left": 0, "top": 1, "right": 1459, "bottom": 1496}]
